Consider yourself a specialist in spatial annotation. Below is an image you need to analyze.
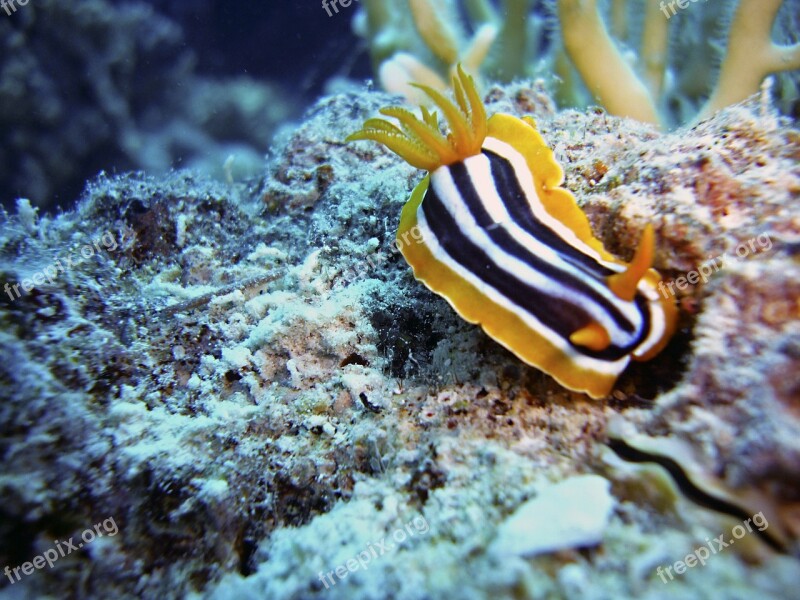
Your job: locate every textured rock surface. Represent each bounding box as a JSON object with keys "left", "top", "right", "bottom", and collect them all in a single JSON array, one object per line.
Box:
[{"left": 0, "top": 81, "right": 798, "bottom": 598}]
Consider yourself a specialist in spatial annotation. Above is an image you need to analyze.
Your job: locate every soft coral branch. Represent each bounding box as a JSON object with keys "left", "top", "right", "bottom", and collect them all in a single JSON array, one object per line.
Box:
[
  {"left": 557, "top": 0, "right": 660, "bottom": 124},
  {"left": 359, "top": 0, "right": 798, "bottom": 128},
  {"left": 640, "top": 0, "right": 669, "bottom": 102},
  {"left": 699, "top": 0, "right": 800, "bottom": 120}
]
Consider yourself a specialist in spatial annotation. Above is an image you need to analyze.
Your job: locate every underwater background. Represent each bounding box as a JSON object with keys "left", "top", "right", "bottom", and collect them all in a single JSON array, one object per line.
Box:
[{"left": 1, "top": 0, "right": 799, "bottom": 598}]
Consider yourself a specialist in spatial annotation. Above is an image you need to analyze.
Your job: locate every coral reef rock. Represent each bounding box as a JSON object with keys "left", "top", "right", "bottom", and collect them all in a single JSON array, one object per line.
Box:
[{"left": 0, "top": 80, "right": 798, "bottom": 599}]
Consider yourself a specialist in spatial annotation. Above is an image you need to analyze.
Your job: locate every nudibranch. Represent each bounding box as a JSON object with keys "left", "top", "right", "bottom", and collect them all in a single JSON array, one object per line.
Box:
[{"left": 347, "top": 66, "right": 677, "bottom": 399}]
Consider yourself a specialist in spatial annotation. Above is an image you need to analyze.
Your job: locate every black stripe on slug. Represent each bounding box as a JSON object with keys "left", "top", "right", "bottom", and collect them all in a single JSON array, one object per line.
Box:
[
  {"left": 420, "top": 177, "right": 649, "bottom": 361},
  {"left": 447, "top": 158, "right": 636, "bottom": 334},
  {"left": 482, "top": 148, "right": 616, "bottom": 279}
]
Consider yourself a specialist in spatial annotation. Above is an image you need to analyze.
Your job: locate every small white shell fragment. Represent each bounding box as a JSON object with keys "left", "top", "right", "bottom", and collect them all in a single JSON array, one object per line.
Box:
[{"left": 490, "top": 474, "right": 615, "bottom": 557}]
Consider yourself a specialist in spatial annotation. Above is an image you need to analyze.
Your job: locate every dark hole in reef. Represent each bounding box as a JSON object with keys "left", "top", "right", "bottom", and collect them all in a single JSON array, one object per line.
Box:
[
  {"left": 123, "top": 199, "right": 177, "bottom": 263},
  {"left": 237, "top": 535, "right": 259, "bottom": 576},
  {"left": 615, "top": 319, "right": 694, "bottom": 401},
  {"left": 270, "top": 472, "right": 332, "bottom": 528},
  {"left": 340, "top": 352, "right": 370, "bottom": 368}
]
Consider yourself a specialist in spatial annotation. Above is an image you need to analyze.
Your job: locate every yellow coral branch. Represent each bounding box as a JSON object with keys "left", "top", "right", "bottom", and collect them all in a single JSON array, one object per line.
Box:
[
  {"left": 640, "top": 0, "right": 669, "bottom": 101},
  {"left": 408, "top": 0, "right": 460, "bottom": 65},
  {"left": 459, "top": 23, "right": 499, "bottom": 75},
  {"left": 379, "top": 52, "right": 448, "bottom": 104},
  {"left": 557, "top": 0, "right": 660, "bottom": 125},
  {"left": 699, "top": 0, "right": 800, "bottom": 120}
]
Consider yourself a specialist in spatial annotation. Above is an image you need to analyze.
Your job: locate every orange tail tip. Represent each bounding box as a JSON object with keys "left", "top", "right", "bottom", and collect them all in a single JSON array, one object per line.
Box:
[
  {"left": 607, "top": 223, "right": 655, "bottom": 302},
  {"left": 570, "top": 321, "right": 611, "bottom": 351}
]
